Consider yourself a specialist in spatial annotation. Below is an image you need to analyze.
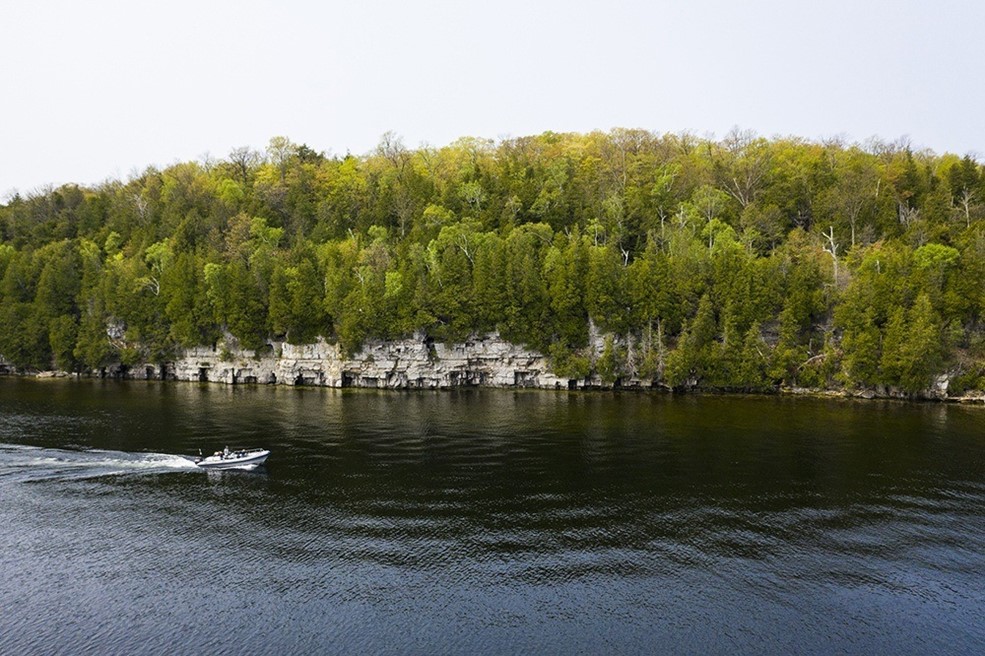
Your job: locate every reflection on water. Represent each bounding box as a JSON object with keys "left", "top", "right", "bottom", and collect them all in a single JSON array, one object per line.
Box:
[{"left": 1, "top": 379, "right": 983, "bottom": 655}]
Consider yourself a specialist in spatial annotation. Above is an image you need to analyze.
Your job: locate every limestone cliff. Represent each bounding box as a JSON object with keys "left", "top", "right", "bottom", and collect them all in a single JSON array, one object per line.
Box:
[
  {"left": 6, "top": 334, "right": 983, "bottom": 402},
  {"left": 123, "top": 333, "right": 574, "bottom": 390}
]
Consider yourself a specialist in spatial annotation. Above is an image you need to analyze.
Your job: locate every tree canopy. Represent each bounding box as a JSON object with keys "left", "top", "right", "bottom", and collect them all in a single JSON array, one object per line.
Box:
[{"left": 2, "top": 130, "right": 984, "bottom": 395}]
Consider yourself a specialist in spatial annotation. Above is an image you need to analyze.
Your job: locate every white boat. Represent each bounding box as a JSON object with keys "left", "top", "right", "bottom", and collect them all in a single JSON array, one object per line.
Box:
[{"left": 194, "top": 447, "right": 270, "bottom": 470}]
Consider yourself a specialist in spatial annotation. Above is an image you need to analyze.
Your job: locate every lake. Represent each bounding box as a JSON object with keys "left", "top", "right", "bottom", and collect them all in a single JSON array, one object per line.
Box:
[{"left": 1, "top": 378, "right": 983, "bottom": 655}]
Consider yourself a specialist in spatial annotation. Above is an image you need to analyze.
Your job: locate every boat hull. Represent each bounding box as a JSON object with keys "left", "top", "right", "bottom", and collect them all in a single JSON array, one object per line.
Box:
[{"left": 195, "top": 449, "right": 270, "bottom": 470}]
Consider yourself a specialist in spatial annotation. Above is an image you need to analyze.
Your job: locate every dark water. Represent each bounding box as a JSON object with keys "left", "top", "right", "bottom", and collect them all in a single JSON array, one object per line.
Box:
[{"left": 1, "top": 379, "right": 983, "bottom": 655}]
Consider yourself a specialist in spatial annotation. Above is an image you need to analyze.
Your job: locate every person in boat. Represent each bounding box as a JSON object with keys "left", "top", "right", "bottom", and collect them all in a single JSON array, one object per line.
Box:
[{"left": 223, "top": 446, "right": 230, "bottom": 458}]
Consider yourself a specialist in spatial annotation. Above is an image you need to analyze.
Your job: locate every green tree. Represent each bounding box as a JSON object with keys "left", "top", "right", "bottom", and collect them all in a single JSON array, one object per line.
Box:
[
  {"left": 839, "top": 308, "right": 882, "bottom": 389},
  {"left": 880, "top": 294, "right": 943, "bottom": 393},
  {"left": 586, "top": 244, "right": 628, "bottom": 334},
  {"left": 665, "top": 294, "right": 716, "bottom": 388},
  {"left": 596, "top": 334, "right": 626, "bottom": 384}
]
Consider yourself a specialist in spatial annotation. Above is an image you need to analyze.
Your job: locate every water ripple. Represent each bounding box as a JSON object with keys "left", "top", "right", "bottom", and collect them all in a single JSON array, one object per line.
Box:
[{"left": 2, "top": 381, "right": 984, "bottom": 655}]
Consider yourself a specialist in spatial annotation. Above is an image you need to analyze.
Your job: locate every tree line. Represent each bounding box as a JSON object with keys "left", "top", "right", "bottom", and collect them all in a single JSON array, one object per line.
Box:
[{"left": 1, "top": 129, "right": 983, "bottom": 395}]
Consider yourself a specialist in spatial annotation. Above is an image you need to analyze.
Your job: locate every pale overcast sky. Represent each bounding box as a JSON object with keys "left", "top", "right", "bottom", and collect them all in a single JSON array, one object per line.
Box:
[{"left": 2, "top": 0, "right": 983, "bottom": 196}]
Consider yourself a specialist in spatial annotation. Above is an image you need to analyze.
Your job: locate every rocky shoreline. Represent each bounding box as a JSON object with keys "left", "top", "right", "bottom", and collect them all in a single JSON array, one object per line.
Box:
[
  {"left": 6, "top": 334, "right": 571, "bottom": 390},
  {"left": 3, "top": 333, "right": 983, "bottom": 403},
  {"left": 163, "top": 333, "right": 571, "bottom": 390}
]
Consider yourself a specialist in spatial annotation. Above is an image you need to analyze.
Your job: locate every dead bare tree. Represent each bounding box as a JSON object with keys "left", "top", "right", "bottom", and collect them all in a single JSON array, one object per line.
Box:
[
  {"left": 712, "top": 128, "right": 771, "bottom": 209},
  {"left": 823, "top": 226, "right": 840, "bottom": 285},
  {"left": 898, "top": 202, "right": 921, "bottom": 227},
  {"left": 228, "top": 146, "right": 262, "bottom": 186},
  {"left": 957, "top": 188, "right": 977, "bottom": 228}
]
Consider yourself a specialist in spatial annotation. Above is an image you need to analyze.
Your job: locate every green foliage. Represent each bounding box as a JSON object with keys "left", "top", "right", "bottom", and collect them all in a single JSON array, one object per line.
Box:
[
  {"left": 548, "top": 342, "right": 591, "bottom": 380},
  {"left": 0, "top": 129, "right": 981, "bottom": 395},
  {"left": 636, "top": 321, "right": 667, "bottom": 383},
  {"left": 49, "top": 315, "right": 79, "bottom": 371},
  {"left": 839, "top": 308, "right": 883, "bottom": 388},
  {"left": 596, "top": 334, "right": 627, "bottom": 384},
  {"left": 879, "top": 294, "right": 943, "bottom": 393},
  {"left": 665, "top": 294, "right": 717, "bottom": 388}
]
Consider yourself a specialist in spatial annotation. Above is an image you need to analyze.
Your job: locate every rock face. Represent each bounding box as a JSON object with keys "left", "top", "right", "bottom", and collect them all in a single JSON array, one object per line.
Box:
[
  {"left": 12, "top": 333, "right": 982, "bottom": 402},
  {"left": 122, "top": 333, "right": 574, "bottom": 390}
]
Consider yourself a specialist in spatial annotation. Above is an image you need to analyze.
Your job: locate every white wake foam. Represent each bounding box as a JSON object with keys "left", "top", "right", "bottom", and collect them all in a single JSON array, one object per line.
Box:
[{"left": 0, "top": 443, "right": 199, "bottom": 482}]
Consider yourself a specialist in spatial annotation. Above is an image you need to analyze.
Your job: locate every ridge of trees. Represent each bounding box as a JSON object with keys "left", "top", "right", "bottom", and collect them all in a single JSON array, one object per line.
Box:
[{"left": 2, "top": 128, "right": 984, "bottom": 395}]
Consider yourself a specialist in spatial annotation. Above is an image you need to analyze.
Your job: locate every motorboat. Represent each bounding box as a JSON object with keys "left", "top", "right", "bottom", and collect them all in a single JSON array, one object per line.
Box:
[{"left": 194, "top": 447, "right": 269, "bottom": 470}]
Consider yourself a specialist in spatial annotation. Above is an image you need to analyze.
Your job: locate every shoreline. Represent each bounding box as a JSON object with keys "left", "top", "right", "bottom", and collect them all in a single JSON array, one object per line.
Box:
[
  {"left": 8, "top": 368, "right": 984, "bottom": 405},
  {"left": 4, "top": 332, "right": 982, "bottom": 405}
]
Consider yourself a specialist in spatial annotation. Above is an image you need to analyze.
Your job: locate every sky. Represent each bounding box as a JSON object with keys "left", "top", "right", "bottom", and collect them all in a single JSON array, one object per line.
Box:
[{"left": 2, "top": 0, "right": 984, "bottom": 197}]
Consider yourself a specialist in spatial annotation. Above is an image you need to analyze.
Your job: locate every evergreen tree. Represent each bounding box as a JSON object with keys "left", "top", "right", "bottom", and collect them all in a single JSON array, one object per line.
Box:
[{"left": 0, "top": 129, "right": 980, "bottom": 394}]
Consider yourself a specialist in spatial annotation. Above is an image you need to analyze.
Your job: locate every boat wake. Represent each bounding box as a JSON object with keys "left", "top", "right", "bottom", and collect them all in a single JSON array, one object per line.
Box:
[{"left": 0, "top": 443, "right": 200, "bottom": 483}]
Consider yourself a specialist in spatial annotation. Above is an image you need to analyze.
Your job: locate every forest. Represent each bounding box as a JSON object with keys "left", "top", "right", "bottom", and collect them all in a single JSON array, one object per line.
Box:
[{"left": 1, "top": 129, "right": 984, "bottom": 395}]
